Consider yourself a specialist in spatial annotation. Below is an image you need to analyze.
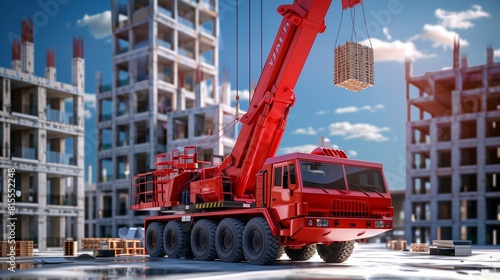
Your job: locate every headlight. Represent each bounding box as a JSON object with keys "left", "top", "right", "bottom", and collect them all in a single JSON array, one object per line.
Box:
[
  {"left": 316, "top": 219, "right": 330, "bottom": 227},
  {"left": 375, "top": 221, "right": 384, "bottom": 228},
  {"left": 307, "top": 219, "right": 314, "bottom": 226}
]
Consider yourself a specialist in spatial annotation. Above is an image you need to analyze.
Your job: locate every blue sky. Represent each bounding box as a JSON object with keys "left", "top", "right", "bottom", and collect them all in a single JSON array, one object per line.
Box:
[{"left": 1, "top": 0, "right": 499, "bottom": 188}]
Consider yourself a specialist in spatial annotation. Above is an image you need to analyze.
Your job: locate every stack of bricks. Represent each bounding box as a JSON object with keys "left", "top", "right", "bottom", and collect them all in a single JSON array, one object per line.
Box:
[
  {"left": 334, "top": 41, "right": 374, "bottom": 92},
  {"left": 81, "top": 238, "right": 121, "bottom": 250},
  {"left": 81, "top": 238, "right": 144, "bottom": 255},
  {"left": 387, "top": 240, "right": 407, "bottom": 251},
  {"left": 0, "top": 241, "right": 34, "bottom": 257},
  {"left": 63, "top": 241, "right": 78, "bottom": 256}
]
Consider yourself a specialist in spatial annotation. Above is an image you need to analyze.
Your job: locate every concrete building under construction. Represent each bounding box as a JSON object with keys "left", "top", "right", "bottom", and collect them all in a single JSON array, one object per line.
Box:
[
  {"left": 85, "top": 0, "right": 240, "bottom": 238},
  {"left": 0, "top": 19, "right": 85, "bottom": 250},
  {"left": 404, "top": 41, "right": 500, "bottom": 245}
]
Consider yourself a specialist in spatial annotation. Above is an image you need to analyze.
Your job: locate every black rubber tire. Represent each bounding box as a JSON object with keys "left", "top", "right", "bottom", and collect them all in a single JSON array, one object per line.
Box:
[
  {"left": 215, "top": 218, "right": 245, "bottom": 262},
  {"left": 317, "top": 241, "right": 354, "bottom": 263},
  {"left": 285, "top": 244, "right": 316, "bottom": 261},
  {"left": 191, "top": 219, "right": 218, "bottom": 261},
  {"left": 163, "top": 221, "right": 189, "bottom": 258},
  {"left": 145, "top": 222, "right": 166, "bottom": 257},
  {"left": 276, "top": 246, "right": 285, "bottom": 260},
  {"left": 242, "top": 217, "right": 279, "bottom": 265}
]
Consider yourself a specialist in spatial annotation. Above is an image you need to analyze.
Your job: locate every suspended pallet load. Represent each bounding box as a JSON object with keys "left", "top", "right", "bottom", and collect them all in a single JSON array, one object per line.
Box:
[
  {"left": 333, "top": 0, "right": 374, "bottom": 92},
  {"left": 334, "top": 41, "right": 374, "bottom": 92}
]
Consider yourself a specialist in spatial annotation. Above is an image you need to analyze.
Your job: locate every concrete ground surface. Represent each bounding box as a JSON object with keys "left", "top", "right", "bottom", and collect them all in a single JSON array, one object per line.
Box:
[{"left": 1, "top": 243, "right": 499, "bottom": 279}]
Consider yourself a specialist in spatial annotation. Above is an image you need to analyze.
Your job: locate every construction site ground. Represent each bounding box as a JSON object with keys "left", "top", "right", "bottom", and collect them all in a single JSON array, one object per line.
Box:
[{"left": 1, "top": 243, "right": 499, "bottom": 279}]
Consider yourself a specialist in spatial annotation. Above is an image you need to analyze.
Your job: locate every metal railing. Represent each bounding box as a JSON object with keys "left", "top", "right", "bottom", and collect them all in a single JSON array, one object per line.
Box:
[
  {"left": 46, "top": 108, "right": 74, "bottom": 124},
  {"left": 47, "top": 151, "right": 75, "bottom": 165},
  {"left": 47, "top": 194, "right": 77, "bottom": 206}
]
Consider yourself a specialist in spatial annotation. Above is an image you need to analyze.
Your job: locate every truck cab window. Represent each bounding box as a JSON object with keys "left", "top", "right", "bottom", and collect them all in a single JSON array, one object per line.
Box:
[
  {"left": 274, "top": 166, "right": 282, "bottom": 187},
  {"left": 289, "top": 164, "right": 296, "bottom": 184},
  {"left": 300, "top": 161, "right": 346, "bottom": 190}
]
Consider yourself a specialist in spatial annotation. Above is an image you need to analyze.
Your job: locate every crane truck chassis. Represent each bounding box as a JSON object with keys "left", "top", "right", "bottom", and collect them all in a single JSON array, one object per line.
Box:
[{"left": 130, "top": 0, "right": 393, "bottom": 265}]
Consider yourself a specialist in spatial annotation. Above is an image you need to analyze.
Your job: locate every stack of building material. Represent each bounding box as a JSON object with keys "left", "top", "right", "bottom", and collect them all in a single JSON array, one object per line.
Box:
[
  {"left": 334, "top": 41, "right": 374, "bottom": 92},
  {"left": 120, "top": 240, "right": 145, "bottom": 255},
  {"left": 0, "top": 241, "right": 34, "bottom": 256},
  {"left": 81, "top": 238, "right": 121, "bottom": 250},
  {"left": 63, "top": 241, "right": 78, "bottom": 256},
  {"left": 410, "top": 243, "right": 429, "bottom": 252},
  {"left": 429, "top": 240, "right": 472, "bottom": 256},
  {"left": 387, "top": 240, "right": 407, "bottom": 250}
]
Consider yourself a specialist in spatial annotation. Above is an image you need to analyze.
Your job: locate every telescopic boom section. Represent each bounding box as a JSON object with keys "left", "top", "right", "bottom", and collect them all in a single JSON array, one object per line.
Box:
[{"left": 217, "top": 0, "right": 332, "bottom": 198}]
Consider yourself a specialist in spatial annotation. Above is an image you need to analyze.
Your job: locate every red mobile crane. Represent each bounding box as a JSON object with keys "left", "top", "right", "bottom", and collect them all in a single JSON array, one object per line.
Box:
[{"left": 130, "top": 0, "right": 393, "bottom": 265}]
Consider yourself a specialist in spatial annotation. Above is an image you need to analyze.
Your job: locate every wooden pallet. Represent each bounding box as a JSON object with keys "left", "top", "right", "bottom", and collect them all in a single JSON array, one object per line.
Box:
[{"left": 334, "top": 41, "right": 374, "bottom": 92}]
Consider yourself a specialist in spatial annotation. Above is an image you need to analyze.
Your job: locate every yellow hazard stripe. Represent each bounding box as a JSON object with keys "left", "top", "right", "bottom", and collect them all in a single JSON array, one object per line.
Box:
[{"left": 194, "top": 202, "right": 224, "bottom": 209}]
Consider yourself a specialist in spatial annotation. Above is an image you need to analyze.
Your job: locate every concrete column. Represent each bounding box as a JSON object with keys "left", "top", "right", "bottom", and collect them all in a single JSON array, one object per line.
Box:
[
  {"left": 450, "top": 100, "right": 461, "bottom": 239},
  {"left": 76, "top": 176, "right": 85, "bottom": 248},
  {"left": 36, "top": 172, "right": 47, "bottom": 250},
  {"left": 476, "top": 115, "right": 487, "bottom": 244},
  {"left": 36, "top": 87, "right": 47, "bottom": 121},
  {"left": 1, "top": 78, "right": 11, "bottom": 113},
  {"left": 21, "top": 42, "right": 34, "bottom": 75},
  {"left": 404, "top": 121, "right": 414, "bottom": 243}
]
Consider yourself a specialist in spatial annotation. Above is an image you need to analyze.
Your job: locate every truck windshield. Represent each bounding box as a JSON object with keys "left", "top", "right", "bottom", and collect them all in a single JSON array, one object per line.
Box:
[
  {"left": 345, "top": 165, "right": 386, "bottom": 193},
  {"left": 300, "top": 161, "right": 346, "bottom": 191}
]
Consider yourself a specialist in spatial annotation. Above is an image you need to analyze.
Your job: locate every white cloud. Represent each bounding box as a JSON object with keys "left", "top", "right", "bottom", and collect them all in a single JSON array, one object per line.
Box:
[
  {"left": 328, "top": 122, "right": 389, "bottom": 142},
  {"left": 280, "top": 144, "right": 318, "bottom": 154},
  {"left": 382, "top": 27, "right": 392, "bottom": 40},
  {"left": 334, "top": 104, "right": 385, "bottom": 114},
  {"left": 292, "top": 127, "right": 317, "bottom": 135},
  {"left": 435, "top": 5, "right": 489, "bottom": 29},
  {"left": 84, "top": 110, "right": 93, "bottom": 119},
  {"left": 77, "top": 11, "right": 127, "bottom": 39},
  {"left": 230, "top": 89, "right": 250, "bottom": 100},
  {"left": 495, "top": 49, "right": 500, "bottom": 58},
  {"left": 348, "top": 150, "right": 358, "bottom": 157},
  {"left": 315, "top": 110, "right": 329, "bottom": 115},
  {"left": 360, "top": 38, "right": 430, "bottom": 63},
  {"left": 416, "top": 24, "right": 469, "bottom": 50},
  {"left": 84, "top": 93, "right": 96, "bottom": 120}
]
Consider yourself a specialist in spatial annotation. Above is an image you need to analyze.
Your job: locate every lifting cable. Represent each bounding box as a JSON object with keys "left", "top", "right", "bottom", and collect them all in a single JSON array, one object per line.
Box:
[
  {"left": 334, "top": 1, "right": 372, "bottom": 49},
  {"left": 260, "top": 0, "right": 263, "bottom": 71},
  {"left": 249, "top": 0, "right": 251, "bottom": 101},
  {"left": 235, "top": 0, "right": 240, "bottom": 121},
  {"left": 361, "top": 2, "right": 373, "bottom": 49}
]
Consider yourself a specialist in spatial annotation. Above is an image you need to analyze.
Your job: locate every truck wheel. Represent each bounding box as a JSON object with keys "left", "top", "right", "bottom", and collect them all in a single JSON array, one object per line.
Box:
[
  {"left": 285, "top": 244, "right": 316, "bottom": 261},
  {"left": 216, "top": 218, "right": 245, "bottom": 262},
  {"left": 317, "top": 241, "right": 354, "bottom": 263},
  {"left": 163, "top": 221, "right": 189, "bottom": 258},
  {"left": 243, "top": 217, "right": 279, "bottom": 265},
  {"left": 191, "top": 219, "right": 218, "bottom": 261},
  {"left": 145, "top": 222, "right": 166, "bottom": 257}
]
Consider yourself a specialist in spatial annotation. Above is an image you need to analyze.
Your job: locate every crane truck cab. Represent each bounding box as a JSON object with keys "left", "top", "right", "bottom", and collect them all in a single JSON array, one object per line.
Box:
[{"left": 262, "top": 148, "right": 393, "bottom": 246}]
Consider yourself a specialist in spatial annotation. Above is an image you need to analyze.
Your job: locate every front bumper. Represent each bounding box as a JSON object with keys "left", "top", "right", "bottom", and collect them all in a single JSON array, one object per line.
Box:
[{"left": 287, "top": 216, "right": 392, "bottom": 242}]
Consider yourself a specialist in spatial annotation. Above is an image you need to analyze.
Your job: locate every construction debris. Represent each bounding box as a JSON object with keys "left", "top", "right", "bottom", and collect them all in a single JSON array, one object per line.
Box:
[{"left": 429, "top": 240, "right": 472, "bottom": 256}]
